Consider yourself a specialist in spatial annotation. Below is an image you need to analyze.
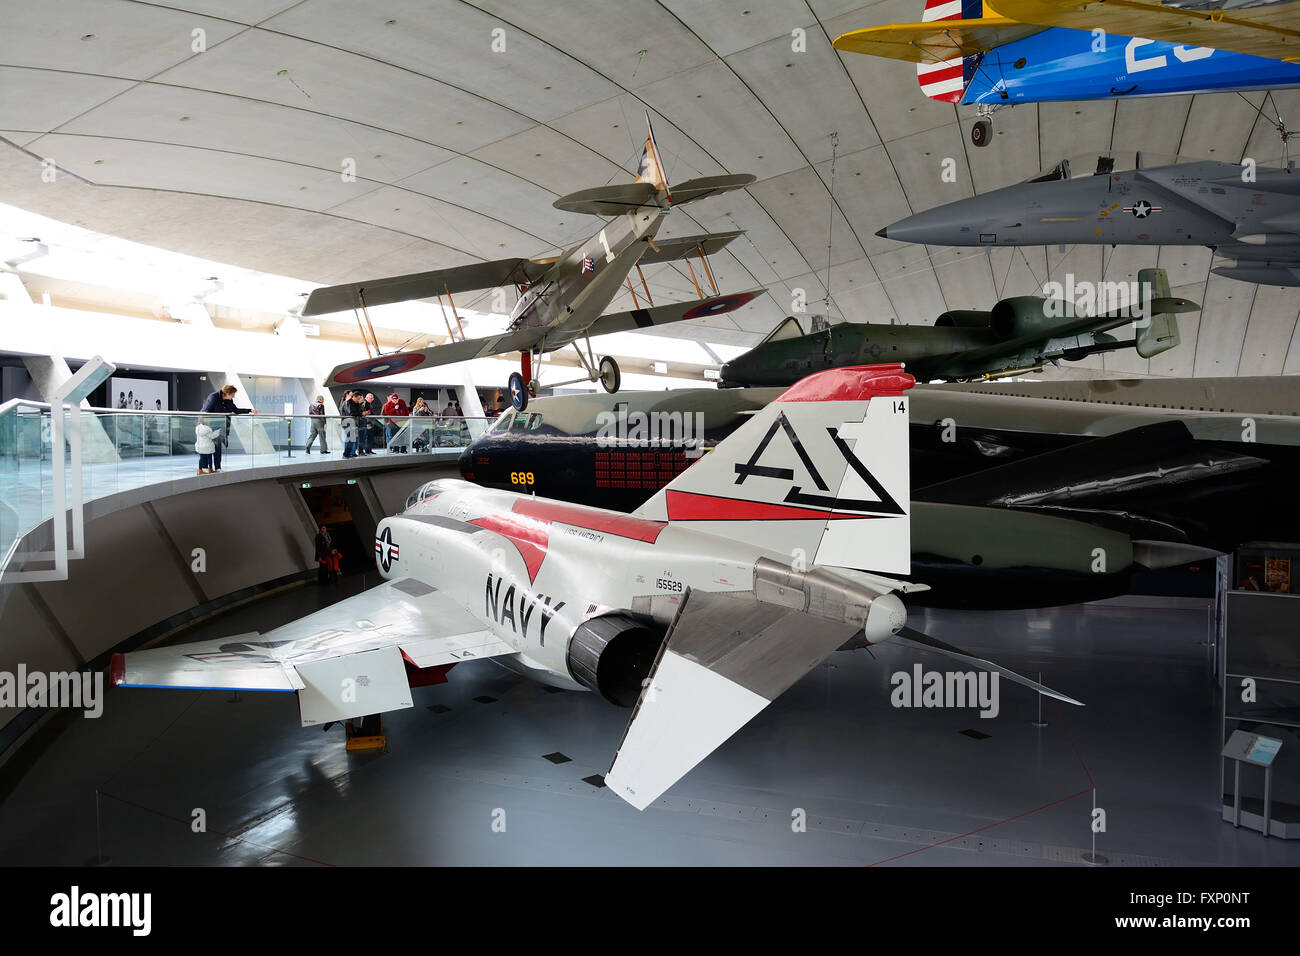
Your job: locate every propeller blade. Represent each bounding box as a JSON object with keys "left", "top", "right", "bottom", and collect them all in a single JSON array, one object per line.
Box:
[{"left": 894, "top": 626, "right": 1084, "bottom": 706}]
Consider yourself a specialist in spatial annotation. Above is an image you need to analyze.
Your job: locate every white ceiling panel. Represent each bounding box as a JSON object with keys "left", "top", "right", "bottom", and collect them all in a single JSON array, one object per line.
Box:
[
  {"left": 0, "top": 68, "right": 134, "bottom": 142},
  {"left": 59, "top": 83, "right": 454, "bottom": 181},
  {"left": 264, "top": 0, "right": 619, "bottom": 123},
  {"left": 0, "top": 0, "right": 244, "bottom": 80},
  {"left": 0, "top": 0, "right": 1293, "bottom": 378},
  {"left": 154, "top": 28, "right": 531, "bottom": 152}
]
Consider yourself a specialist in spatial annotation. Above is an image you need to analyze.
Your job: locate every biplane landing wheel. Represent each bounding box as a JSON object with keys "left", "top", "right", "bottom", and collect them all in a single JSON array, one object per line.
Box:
[
  {"left": 508, "top": 372, "right": 529, "bottom": 411},
  {"left": 971, "top": 119, "right": 992, "bottom": 148},
  {"left": 598, "top": 355, "right": 621, "bottom": 394}
]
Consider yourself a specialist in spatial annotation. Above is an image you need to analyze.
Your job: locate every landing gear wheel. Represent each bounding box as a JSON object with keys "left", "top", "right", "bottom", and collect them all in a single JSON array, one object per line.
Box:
[
  {"left": 508, "top": 371, "right": 529, "bottom": 411},
  {"left": 598, "top": 355, "right": 621, "bottom": 394},
  {"left": 971, "top": 119, "right": 992, "bottom": 148}
]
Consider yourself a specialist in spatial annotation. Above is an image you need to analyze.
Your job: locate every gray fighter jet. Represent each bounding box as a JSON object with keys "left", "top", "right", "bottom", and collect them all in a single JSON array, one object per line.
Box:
[{"left": 878, "top": 158, "right": 1300, "bottom": 287}]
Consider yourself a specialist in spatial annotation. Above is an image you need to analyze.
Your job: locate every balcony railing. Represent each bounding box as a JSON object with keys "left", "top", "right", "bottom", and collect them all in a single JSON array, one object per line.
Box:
[{"left": 0, "top": 400, "right": 489, "bottom": 573}]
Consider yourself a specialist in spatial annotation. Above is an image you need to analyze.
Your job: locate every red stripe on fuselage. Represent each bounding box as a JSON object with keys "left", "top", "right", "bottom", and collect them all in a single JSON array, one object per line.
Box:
[
  {"left": 512, "top": 497, "right": 666, "bottom": 543},
  {"left": 469, "top": 512, "right": 550, "bottom": 583},
  {"left": 468, "top": 496, "right": 667, "bottom": 583}
]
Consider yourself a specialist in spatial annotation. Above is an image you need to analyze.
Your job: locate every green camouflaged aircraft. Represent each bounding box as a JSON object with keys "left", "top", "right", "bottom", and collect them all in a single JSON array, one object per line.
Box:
[{"left": 719, "top": 267, "right": 1196, "bottom": 387}]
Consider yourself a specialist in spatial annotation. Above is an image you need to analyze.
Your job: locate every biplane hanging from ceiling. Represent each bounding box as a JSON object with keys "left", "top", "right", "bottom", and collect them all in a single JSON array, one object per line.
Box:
[{"left": 306, "top": 115, "right": 763, "bottom": 411}]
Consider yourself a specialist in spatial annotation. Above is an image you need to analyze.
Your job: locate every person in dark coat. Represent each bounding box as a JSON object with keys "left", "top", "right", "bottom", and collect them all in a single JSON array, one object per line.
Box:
[
  {"left": 198, "top": 384, "right": 257, "bottom": 472},
  {"left": 314, "top": 524, "right": 340, "bottom": 585},
  {"left": 306, "top": 394, "right": 329, "bottom": 454},
  {"left": 340, "top": 389, "right": 364, "bottom": 458},
  {"left": 360, "top": 392, "right": 378, "bottom": 455}
]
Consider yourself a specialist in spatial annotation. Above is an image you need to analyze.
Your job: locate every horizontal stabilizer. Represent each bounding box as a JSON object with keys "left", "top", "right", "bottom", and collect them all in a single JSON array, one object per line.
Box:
[
  {"left": 894, "top": 626, "right": 1083, "bottom": 706},
  {"left": 302, "top": 257, "right": 548, "bottom": 316},
  {"left": 1136, "top": 267, "right": 1181, "bottom": 358},
  {"left": 604, "top": 589, "right": 863, "bottom": 810},
  {"left": 990, "top": 0, "right": 1300, "bottom": 62},
  {"left": 554, "top": 182, "right": 659, "bottom": 216},
  {"left": 666, "top": 174, "right": 756, "bottom": 206},
  {"left": 833, "top": 19, "right": 1044, "bottom": 63},
  {"left": 636, "top": 230, "right": 744, "bottom": 266},
  {"left": 584, "top": 288, "right": 765, "bottom": 338}
]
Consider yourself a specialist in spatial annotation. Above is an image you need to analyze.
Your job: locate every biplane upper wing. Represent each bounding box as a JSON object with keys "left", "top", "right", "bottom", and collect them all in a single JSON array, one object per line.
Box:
[
  {"left": 833, "top": 18, "right": 1046, "bottom": 63},
  {"left": 989, "top": 0, "right": 1300, "bottom": 62},
  {"left": 302, "top": 257, "right": 551, "bottom": 317}
]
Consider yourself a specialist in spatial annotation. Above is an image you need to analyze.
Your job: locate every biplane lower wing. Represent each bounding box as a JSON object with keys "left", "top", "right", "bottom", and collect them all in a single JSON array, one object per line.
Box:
[
  {"left": 584, "top": 288, "right": 766, "bottom": 337},
  {"left": 326, "top": 326, "right": 549, "bottom": 386},
  {"left": 636, "top": 231, "right": 744, "bottom": 266},
  {"left": 989, "top": 0, "right": 1300, "bottom": 62},
  {"left": 833, "top": 18, "right": 1045, "bottom": 62},
  {"left": 302, "top": 257, "right": 550, "bottom": 317}
]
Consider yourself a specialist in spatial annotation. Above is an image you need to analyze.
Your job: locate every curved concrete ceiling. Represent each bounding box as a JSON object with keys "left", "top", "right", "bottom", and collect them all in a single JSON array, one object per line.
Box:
[{"left": 2, "top": 0, "right": 1298, "bottom": 376}]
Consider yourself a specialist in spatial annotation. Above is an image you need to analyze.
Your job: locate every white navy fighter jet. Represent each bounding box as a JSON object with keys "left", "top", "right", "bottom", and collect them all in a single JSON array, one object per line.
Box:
[{"left": 113, "top": 364, "right": 1079, "bottom": 811}]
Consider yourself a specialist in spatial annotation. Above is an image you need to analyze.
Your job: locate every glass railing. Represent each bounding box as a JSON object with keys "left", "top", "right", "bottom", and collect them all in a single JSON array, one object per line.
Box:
[{"left": 0, "top": 401, "right": 490, "bottom": 574}]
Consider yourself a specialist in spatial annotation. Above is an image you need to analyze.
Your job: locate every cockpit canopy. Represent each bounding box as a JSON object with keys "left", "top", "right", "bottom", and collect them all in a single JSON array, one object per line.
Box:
[
  {"left": 486, "top": 409, "right": 545, "bottom": 434},
  {"left": 404, "top": 478, "right": 452, "bottom": 511}
]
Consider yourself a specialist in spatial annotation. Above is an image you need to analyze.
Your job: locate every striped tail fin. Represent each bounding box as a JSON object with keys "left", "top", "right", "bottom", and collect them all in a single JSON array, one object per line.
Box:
[
  {"left": 634, "top": 113, "right": 671, "bottom": 202},
  {"left": 917, "top": 0, "right": 978, "bottom": 103},
  {"left": 633, "top": 364, "right": 914, "bottom": 576}
]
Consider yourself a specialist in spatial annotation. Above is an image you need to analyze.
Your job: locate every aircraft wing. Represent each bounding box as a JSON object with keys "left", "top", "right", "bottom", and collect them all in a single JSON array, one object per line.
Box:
[
  {"left": 111, "top": 579, "right": 512, "bottom": 726},
  {"left": 604, "top": 588, "right": 861, "bottom": 810},
  {"left": 325, "top": 327, "right": 549, "bottom": 385},
  {"left": 584, "top": 288, "right": 766, "bottom": 338},
  {"left": 302, "top": 257, "right": 550, "bottom": 316},
  {"left": 833, "top": 18, "right": 1046, "bottom": 63},
  {"left": 636, "top": 231, "right": 744, "bottom": 266},
  {"left": 989, "top": 0, "right": 1300, "bottom": 62}
]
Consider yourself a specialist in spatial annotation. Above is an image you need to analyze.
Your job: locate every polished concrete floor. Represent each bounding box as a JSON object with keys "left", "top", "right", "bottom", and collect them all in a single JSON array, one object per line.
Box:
[{"left": 1, "top": 580, "right": 1296, "bottom": 867}]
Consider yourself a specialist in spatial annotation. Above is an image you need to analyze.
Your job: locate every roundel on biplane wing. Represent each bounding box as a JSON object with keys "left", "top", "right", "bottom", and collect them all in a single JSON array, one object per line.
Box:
[
  {"left": 682, "top": 289, "right": 762, "bottom": 320},
  {"left": 331, "top": 351, "right": 429, "bottom": 385}
]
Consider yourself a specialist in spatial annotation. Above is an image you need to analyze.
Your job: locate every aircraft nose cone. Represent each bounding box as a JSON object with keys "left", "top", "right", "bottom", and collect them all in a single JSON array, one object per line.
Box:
[
  {"left": 457, "top": 446, "right": 473, "bottom": 476},
  {"left": 875, "top": 227, "right": 888, "bottom": 239}
]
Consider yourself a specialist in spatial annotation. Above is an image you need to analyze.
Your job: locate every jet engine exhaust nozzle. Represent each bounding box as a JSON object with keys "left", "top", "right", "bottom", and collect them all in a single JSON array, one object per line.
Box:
[{"left": 566, "top": 613, "right": 666, "bottom": 707}]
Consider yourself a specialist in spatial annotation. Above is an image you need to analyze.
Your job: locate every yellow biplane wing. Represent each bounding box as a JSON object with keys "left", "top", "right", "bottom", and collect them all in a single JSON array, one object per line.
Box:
[
  {"left": 833, "top": 18, "right": 1045, "bottom": 63},
  {"left": 987, "top": 0, "right": 1300, "bottom": 62}
]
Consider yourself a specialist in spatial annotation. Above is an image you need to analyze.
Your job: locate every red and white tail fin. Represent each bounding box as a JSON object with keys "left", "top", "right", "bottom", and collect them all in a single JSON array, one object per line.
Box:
[
  {"left": 918, "top": 0, "right": 969, "bottom": 103},
  {"left": 634, "top": 112, "right": 671, "bottom": 201},
  {"left": 633, "top": 364, "right": 914, "bottom": 575}
]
